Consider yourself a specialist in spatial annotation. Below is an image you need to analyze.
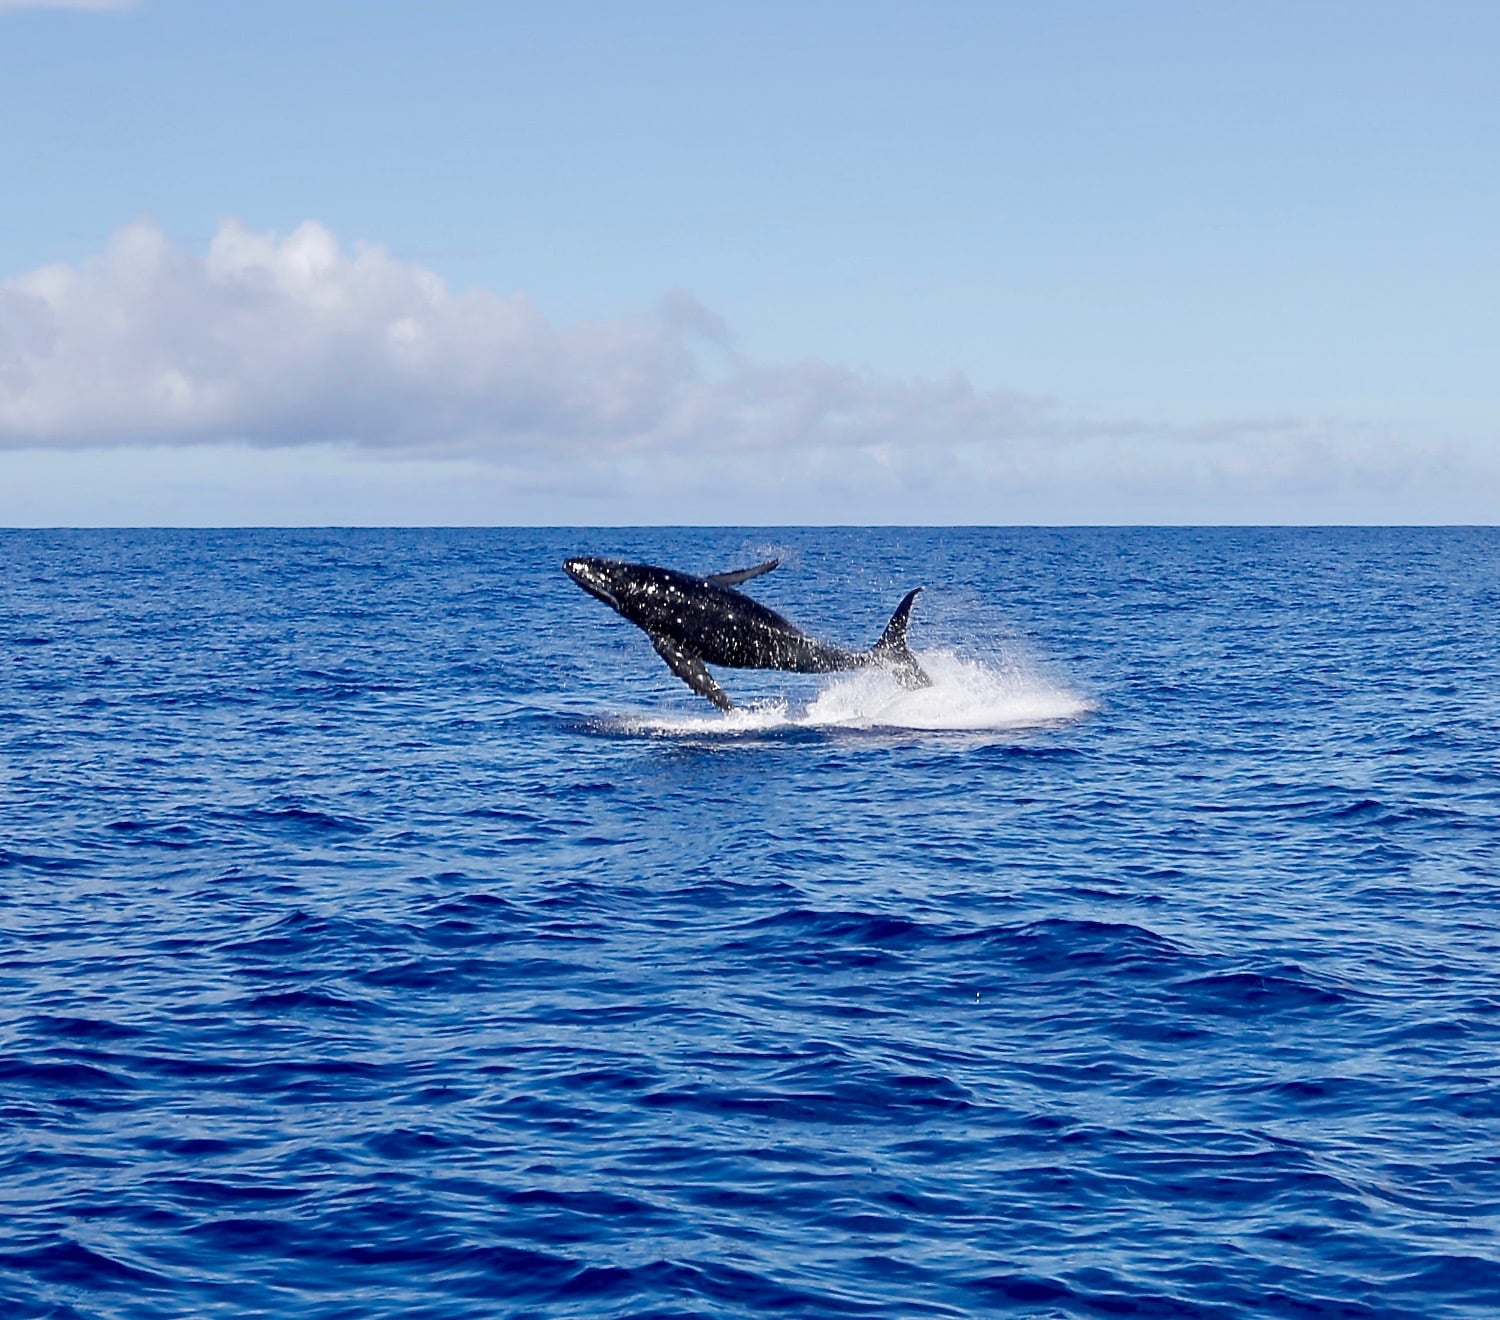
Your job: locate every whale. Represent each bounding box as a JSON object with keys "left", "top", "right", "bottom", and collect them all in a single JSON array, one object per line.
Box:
[{"left": 563, "top": 555, "right": 931, "bottom": 711}]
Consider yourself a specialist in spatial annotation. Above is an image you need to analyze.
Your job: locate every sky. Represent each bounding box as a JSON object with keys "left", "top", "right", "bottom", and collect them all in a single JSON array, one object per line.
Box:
[{"left": 1, "top": 0, "right": 1496, "bottom": 525}]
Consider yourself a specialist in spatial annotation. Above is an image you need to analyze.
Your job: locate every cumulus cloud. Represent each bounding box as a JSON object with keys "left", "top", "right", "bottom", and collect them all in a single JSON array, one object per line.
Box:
[
  {"left": 1, "top": 217, "right": 1485, "bottom": 522},
  {"left": 0, "top": 218, "right": 1046, "bottom": 464}
]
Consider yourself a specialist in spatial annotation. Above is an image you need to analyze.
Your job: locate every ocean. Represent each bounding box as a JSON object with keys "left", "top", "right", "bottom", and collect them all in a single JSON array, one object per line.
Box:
[{"left": 2, "top": 526, "right": 1496, "bottom": 1318}]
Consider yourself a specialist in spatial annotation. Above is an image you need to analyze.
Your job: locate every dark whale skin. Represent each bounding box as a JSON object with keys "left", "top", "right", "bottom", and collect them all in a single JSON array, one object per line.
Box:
[{"left": 563, "top": 556, "right": 928, "bottom": 709}]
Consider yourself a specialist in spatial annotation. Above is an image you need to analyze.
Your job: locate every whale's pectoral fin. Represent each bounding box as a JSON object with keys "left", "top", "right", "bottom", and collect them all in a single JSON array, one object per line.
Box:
[
  {"left": 706, "top": 558, "right": 779, "bottom": 588},
  {"left": 651, "top": 634, "right": 735, "bottom": 710}
]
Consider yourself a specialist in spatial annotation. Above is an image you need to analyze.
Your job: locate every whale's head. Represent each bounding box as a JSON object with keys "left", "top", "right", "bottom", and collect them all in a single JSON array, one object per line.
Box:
[{"left": 563, "top": 556, "right": 629, "bottom": 612}]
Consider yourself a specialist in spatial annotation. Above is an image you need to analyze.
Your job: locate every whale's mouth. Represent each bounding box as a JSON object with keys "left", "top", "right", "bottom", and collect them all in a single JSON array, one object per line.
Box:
[{"left": 564, "top": 558, "right": 621, "bottom": 610}]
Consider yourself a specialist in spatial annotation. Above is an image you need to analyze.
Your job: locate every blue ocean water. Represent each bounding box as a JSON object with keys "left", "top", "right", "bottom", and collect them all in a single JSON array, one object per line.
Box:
[{"left": 1, "top": 526, "right": 1497, "bottom": 1319}]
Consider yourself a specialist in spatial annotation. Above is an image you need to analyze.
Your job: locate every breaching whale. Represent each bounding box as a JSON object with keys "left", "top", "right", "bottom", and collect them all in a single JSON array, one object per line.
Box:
[{"left": 563, "top": 555, "right": 931, "bottom": 711}]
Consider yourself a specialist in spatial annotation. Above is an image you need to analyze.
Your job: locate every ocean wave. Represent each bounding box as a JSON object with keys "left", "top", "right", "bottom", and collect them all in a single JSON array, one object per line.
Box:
[{"left": 5, "top": 527, "right": 1499, "bottom": 1320}]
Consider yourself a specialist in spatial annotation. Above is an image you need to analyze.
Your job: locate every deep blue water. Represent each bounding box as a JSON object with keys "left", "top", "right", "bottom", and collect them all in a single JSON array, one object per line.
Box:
[{"left": 2, "top": 526, "right": 1498, "bottom": 1319}]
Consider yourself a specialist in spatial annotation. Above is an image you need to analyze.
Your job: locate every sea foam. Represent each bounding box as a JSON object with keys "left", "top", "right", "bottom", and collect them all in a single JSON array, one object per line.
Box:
[{"left": 619, "top": 648, "right": 1091, "bottom": 735}]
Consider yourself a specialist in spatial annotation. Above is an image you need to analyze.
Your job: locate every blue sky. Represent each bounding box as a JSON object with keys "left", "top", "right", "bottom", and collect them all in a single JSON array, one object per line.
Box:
[{"left": 1, "top": 0, "right": 1496, "bottom": 524}]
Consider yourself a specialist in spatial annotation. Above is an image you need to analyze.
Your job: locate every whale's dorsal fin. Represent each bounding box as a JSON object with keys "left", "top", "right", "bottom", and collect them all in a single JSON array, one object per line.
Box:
[
  {"left": 651, "top": 634, "right": 735, "bottom": 710},
  {"left": 871, "top": 587, "right": 931, "bottom": 690},
  {"left": 706, "top": 558, "right": 779, "bottom": 588}
]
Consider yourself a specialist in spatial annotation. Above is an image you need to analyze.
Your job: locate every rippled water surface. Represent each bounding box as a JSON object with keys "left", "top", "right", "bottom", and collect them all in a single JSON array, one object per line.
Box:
[{"left": 2, "top": 526, "right": 1498, "bottom": 1318}]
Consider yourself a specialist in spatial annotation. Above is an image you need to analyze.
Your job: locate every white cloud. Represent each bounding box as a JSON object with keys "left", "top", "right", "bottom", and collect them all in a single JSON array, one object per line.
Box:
[
  {"left": 1, "top": 218, "right": 1491, "bottom": 523},
  {"left": 0, "top": 217, "right": 1045, "bottom": 462}
]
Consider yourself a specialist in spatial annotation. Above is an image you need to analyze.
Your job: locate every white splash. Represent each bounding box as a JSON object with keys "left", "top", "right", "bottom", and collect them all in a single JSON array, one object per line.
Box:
[{"left": 617, "top": 649, "right": 1092, "bottom": 736}]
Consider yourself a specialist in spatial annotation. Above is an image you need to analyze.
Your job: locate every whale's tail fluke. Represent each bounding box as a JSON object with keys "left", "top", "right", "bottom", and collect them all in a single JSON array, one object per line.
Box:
[{"left": 871, "top": 588, "right": 931, "bottom": 689}]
